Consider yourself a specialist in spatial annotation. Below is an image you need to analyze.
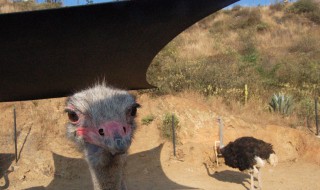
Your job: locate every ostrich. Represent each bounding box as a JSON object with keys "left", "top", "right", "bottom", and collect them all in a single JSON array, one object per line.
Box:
[
  {"left": 65, "top": 84, "right": 140, "bottom": 190},
  {"left": 219, "top": 136, "right": 278, "bottom": 190}
]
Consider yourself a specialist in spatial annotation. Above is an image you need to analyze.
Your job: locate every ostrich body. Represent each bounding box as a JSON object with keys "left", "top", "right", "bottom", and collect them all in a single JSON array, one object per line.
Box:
[
  {"left": 65, "top": 85, "right": 140, "bottom": 190},
  {"left": 219, "top": 136, "right": 278, "bottom": 190}
]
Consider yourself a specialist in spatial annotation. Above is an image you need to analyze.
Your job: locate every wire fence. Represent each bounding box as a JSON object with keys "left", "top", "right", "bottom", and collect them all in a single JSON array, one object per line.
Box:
[{"left": 0, "top": 99, "right": 66, "bottom": 175}]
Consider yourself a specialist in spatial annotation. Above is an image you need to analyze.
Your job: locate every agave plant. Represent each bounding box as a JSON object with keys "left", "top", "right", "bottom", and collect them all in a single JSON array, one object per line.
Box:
[{"left": 269, "top": 93, "right": 294, "bottom": 116}]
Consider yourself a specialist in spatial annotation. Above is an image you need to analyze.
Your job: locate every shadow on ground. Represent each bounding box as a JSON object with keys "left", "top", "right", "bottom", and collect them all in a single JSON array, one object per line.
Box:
[
  {"left": 127, "top": 144, "right": 198, "bottom": 190},
  {"left": 203, "top": 163, "right": 250, "bottom": 190},
  {"left": 24, "top": 144, "right": 197, "bottom": 190},
  {"left": 0, "top": 153, "right": 15, "bottom": 190}
]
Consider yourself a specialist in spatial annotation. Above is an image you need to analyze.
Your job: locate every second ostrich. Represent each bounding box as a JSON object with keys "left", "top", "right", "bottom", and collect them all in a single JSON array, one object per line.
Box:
[
  {"left": 65, "top": 84, "right": 140, "bottom": 190},
  {"left": 219, "top": 136, "right": 278, "bottom": 190}
]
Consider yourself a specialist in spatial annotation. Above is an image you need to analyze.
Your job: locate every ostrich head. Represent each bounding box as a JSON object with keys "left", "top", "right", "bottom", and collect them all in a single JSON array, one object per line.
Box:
[{"left": 65, "top": 85, "right": 140, "bottom": 155}]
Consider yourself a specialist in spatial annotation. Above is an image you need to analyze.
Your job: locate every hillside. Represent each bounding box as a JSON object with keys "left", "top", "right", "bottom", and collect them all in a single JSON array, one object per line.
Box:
[
  {"left": 146, "top": 0, "right": 320, "bottom": 130},
  {"left": 147, "top": 1, "right": 320, "bottom": 115}
]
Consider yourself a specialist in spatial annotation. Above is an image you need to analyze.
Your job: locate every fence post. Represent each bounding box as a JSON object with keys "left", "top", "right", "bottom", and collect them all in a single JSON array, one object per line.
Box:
[
  {"left": 244, "top": 84, "right": 248, "bottom": 105},
  {"left": 218, "top": 117, "right": 224, "bottom": 147},
  {"left": 315, "top": 97, "right": 319, "bottom": 136},
  {"left": 13, "top": 107, "right": 18, "bottom": 163},
  {"left": 172, "top": 114, "right": 176, "bottom": 157}
]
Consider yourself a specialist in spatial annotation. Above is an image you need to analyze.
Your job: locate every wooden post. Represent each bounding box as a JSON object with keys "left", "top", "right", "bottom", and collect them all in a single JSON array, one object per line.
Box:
[
  {"left": 172, "top": 114, "right": 176, "bottom": 157},
  {"left": 13, "top": 107, "right": 18, "bottom": 163},
  {"left": 244, "top": 84, "right": 248, "bottom": 105},
  {"left": 315, "top": 97, "right": 319, "bottom": 136},
  {"left": 218, "top": 117, "right": 224, "bottom": 148}
]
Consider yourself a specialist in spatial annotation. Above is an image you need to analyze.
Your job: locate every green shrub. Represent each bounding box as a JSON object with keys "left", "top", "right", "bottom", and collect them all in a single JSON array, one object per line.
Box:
[
  {"left": 287, "top": 0, "right": 320, "bottom": 23},
  {"left": 269, "top": 93, "right": 294, "bottom": 116},
  {"left": 141, "top": 114, "right": 155, "bottom": 126},
  {"left": 256, "top": 22, "right": 269, "bottom": 32},
  {"left": 296, "top": 97, "right": 320, "bottom": 127},
  {"left": 289, "top": 36, "right": 317, "bottom": 53},
  {"left": 297, "top": 97, "right": 315, "bottom": 125},
  {"left": 239, "top": 35, "right": 259, "bottom": 64},
  {"left": 288, "top": 0, "right": 318, "bottom": 14},
  {"left": 231, "top": 8, "right": 262, "bottom": 29},
  {"left": 160, "top": 113, "right": 180, "bottom": 140},
  {"left": 308, "top": 9, "right": 320, "bottom": 24}
]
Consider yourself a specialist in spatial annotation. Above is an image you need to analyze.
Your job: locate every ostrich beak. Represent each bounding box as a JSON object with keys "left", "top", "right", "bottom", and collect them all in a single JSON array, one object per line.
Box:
[
  {"left": 77, "top": 121, "right": 132, "bottom": 154},
  {"left": 98, "top": 121, "right": 132, "bottom": 154}
]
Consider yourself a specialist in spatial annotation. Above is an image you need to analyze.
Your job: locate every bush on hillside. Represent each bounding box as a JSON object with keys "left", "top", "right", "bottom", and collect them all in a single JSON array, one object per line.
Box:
[
  {"left": 270, "top": 2, "right": 286, "bottom": 12},
  {"left": 289, "top": 36, "right": 318, "bottom": 53},
  {"left": 231, "top": 8, "right": 262, "bottom": 29},
  {"left": 141, "top": 114, "right": 155, "bottom": 126},
  {"left": 160, "top": 113, "right": 180, "bottom": 140},
  {"left": 296, "top": 97, "right": 319, "bottom": 128},
  {"left": 256, "top": 22, "right": 269, "bottom": 32},
  {"left": 308, "top": 9, "right": 320, "bottom": 23},
  {"left": 288, "top": 0, "right": 320, "bottom": 24},
  {"left": 289, "top": 0, "right": 318, "bottom": 14}
]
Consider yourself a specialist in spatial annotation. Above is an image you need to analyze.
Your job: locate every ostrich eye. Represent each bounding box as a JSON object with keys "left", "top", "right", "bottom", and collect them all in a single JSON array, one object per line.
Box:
[
  {"left": 130, "top": 107, "right": 137, "bottom": 116},
  {"left": 130, "top": 103, "right": 140, "bottom": 116},
  {"left": 67, "top": 111, "right": 79, "bottom": 123}
]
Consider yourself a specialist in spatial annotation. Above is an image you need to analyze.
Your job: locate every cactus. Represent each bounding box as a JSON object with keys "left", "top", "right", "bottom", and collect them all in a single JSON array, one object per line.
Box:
[{"left": 269, "top": 93, "right": 294, "bottom": 116}]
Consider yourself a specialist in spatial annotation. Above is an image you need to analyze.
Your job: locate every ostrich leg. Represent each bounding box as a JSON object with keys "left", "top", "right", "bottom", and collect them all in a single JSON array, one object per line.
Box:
[
  {"left": 250, "top": 170, "right": 255, "bottom": 190},
  {"left": 257, "top": 168, "right": 262, "bottom": 190}
]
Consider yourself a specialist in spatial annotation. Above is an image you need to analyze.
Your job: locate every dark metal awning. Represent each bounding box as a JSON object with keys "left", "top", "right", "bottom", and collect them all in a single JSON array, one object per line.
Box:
[{"left": 0, "top": 0, "right": 238, "bottom": 102}]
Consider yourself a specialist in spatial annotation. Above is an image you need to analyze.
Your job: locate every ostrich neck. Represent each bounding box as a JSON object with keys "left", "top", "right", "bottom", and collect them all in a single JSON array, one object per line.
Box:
[{"left": 84, "top": 144, "right": 127, "bottom": 190}]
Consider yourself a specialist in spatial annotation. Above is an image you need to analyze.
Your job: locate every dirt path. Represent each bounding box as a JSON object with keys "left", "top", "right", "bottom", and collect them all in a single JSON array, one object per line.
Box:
[
  {"left": 126, "top": 122, "right": 320, "bottom": 190},
  {"left": 4, "top": 140, "right": 320, "bottom": 190},
  {"left": 128, "top": 148, "right": 320, "bottom": 190}
]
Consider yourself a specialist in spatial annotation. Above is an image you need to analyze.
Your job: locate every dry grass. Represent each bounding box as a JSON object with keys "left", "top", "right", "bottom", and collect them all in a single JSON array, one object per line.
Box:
[
  {"left": 148, "top": 1, "right": 320, "bottom": 97},
  {"left": 176, "top": 25, "right": 216, "bottom": 60},
  {"left": 176, "top": 91, "right": 302, "bottom": 129}
]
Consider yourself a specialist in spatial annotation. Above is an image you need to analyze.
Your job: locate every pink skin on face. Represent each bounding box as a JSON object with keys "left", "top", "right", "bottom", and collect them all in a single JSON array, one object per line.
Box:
[{"left": 76, "top": 121, "right": 132, "bottom": 148}]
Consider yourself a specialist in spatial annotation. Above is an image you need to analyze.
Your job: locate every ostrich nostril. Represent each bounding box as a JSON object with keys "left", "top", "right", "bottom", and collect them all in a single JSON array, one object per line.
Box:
[
  {"left": 98, "top": 129, "right": 104, "bottom": 136},
  {"left": 123, "top": 126, "right": 127, "bottom": 134}
]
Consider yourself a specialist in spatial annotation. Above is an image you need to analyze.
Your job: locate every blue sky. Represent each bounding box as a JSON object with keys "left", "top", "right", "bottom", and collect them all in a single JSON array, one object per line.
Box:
[{"left": 59, "top": 0, "right": 293, "bottom": 7}]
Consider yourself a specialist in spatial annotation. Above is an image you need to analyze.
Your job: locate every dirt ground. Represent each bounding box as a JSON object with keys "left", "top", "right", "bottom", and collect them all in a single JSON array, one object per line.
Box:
[{"left": 1, "top": 93, "right": 320, "bottom": 190}]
